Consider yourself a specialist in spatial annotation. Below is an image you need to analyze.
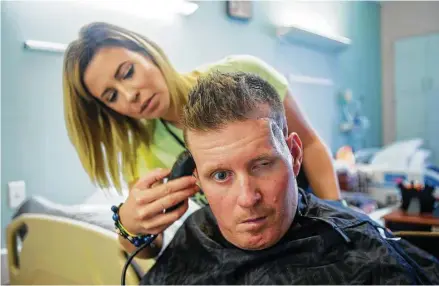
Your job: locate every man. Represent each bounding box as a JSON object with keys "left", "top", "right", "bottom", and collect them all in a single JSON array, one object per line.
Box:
[{"left": 141, "top": 72, "right": 439, "bottom": 284}]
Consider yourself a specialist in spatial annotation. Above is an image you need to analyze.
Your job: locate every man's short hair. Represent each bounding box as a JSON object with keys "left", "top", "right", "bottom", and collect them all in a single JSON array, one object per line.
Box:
[{"left": 183, "top": 71, "right": 286, "bottom": 143}]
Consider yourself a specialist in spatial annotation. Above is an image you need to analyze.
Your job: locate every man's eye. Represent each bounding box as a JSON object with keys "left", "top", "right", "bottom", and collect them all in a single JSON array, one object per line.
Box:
[
  {"left": 253, "top": 161, "right": 273, "bottom": 171},
  {"left": 212, "top": 171, "right": 230, "bottom": 182},
  {"left": 260, "top": 161, "right": 272, "bottom": 167}
]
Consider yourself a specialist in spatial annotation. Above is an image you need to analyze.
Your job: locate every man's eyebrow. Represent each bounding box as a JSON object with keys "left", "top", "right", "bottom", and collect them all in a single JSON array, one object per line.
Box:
[{"left": 99, "top": 61, "right": 126, "bottom": 98}]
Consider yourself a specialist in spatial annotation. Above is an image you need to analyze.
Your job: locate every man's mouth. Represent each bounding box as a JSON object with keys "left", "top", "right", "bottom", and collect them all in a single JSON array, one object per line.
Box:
[
  {"left": 242, "top": 216, "right": 267, "bottom": 224},
  {"left": 140, "top": 93, "right": 156, "bottom": 114}
]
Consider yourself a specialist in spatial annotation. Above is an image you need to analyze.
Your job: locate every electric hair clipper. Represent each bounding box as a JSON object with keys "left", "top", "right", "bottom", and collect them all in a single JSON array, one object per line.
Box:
[{"left": 164, "top": 150, "right": 196, "bottom": 213}]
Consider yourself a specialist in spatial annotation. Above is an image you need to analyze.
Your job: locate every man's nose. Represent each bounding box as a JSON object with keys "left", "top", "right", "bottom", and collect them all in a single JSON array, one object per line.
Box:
[{"left": 236, "top": 175, "right": 261, "bottom": 208}]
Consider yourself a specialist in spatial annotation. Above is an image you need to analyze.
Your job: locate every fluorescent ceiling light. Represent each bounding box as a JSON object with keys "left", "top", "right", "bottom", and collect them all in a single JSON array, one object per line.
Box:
[
  {"left": 178, "top": 1, "right": 199, "bottom": 16},
  {"left": 82, "top": 0, "right": 198, "bottom": 20}
]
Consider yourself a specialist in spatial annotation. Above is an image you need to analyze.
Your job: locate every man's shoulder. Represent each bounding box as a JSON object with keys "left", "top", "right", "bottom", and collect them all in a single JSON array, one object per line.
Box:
[
  {"left": 302, "top": 192, "right": 439, "bottom": 283},
  {"left": 298, "top": 192, "right": 384, "bottom": 249},
  {"left": 303, "top": 191, "right": 378, "bottom": 229}
]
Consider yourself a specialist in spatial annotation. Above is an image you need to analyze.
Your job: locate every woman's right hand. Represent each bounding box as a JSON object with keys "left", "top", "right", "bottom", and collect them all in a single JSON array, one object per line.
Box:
[{"left": 118, "top": 168, "right": 199, "bottom": 236}]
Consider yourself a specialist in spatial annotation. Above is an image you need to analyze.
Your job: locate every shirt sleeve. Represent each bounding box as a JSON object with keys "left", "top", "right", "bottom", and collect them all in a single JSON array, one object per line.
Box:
[{"left": 214, "top": 55, "right": 290, "bottom": 101}]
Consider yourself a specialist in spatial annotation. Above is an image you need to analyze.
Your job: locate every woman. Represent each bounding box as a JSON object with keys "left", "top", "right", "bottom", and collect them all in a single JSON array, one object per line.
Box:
[{"left": 63, "top": 22, "right": 341, "bottom": 258}]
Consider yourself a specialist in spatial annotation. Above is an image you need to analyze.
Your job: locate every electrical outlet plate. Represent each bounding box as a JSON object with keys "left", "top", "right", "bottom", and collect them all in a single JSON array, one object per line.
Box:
[{"left": 8, "top": 181, "right": 26, "bottom": 208}]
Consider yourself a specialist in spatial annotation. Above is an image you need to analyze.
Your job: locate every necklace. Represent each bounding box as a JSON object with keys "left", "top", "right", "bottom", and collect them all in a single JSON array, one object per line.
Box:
[
  {"left": 159, "top": 119, "right": 209, "bottom": 207},
  {"left": 160, "top": 119, "right": 186, "bottom": 148}
]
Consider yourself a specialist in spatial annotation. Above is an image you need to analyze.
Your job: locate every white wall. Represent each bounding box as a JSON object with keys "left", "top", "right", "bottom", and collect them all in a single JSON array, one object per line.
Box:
[{"left": 381, "top": 1, "right": 439, "bottom": 145}]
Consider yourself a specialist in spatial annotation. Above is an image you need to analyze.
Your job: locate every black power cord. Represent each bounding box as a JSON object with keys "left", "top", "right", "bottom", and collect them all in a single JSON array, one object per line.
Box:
[
  {"left": 120, "top": 151, "right": 196, "bottom": 285},
  {"left": 121, "top": 234, "right": 158, "bottom": 285}
]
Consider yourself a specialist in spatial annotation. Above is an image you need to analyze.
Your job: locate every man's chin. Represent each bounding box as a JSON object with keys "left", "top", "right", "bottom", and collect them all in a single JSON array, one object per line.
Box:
[{"left": 232, "top": 233, "right": 282, "bottom": 251}]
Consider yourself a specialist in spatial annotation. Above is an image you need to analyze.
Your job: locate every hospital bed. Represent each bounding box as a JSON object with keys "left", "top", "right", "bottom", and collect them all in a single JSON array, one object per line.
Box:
[
  {"left": 5, "top": 196, "right": 155, "bottom": 285},
  {"left": 5, "top": 193, "right": 200, "bottom": 285}
]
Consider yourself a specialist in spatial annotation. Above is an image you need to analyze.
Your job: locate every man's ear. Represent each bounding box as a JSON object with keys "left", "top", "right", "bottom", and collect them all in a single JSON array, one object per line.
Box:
[
  {"left": 193, "top": 169, "right": 202, "bottom": 187},
  {"left": 286, "top": 132, "right": 303, "bottom": 176}
]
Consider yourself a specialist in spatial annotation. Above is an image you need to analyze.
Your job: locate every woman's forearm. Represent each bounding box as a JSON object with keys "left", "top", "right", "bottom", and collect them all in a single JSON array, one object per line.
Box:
[{"left": 302, "top": 139, "right": 341, "bottom": 200}]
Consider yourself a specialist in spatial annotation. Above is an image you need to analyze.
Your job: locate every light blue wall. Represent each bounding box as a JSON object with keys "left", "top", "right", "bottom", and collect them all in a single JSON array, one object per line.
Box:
[
  {"left": 339, "top": 2, "right": 382, "bottom": 149},
  {"left": 1, "top": 1, "right": 381, "bottom": 246}
]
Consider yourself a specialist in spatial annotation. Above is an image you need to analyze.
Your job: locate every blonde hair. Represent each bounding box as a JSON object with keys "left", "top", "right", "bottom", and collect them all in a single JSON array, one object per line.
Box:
[
  {"left": 182, "top": 71, "right": 286, "bottom": 145},
  {"left": 63, "top": 22, "right": 195, "bottom": 192}
]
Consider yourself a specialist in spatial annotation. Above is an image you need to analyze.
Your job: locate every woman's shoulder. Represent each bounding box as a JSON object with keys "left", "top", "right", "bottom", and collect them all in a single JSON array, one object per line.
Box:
[
  {"left": 195, "top": 54, "right": 273, "bottom": 73},
  {"left": 195, "top": 55, "right": 289, "bottom": 100}
]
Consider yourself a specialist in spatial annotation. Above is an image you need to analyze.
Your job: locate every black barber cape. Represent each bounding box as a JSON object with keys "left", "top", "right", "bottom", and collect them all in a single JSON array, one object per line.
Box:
[{"left": 141, "top": 190, "right": 439, "bottom": 285}]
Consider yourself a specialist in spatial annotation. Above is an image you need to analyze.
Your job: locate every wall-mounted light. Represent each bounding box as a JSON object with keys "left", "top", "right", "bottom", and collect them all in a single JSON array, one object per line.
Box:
[{"left": 24, "top": 40, "right": 67, "bottom": 53}]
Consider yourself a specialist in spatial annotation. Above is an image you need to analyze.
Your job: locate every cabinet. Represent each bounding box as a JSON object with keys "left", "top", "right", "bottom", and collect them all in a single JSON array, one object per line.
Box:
[{"left": 395, "top": 33, "right": 439, "bottom": 166}]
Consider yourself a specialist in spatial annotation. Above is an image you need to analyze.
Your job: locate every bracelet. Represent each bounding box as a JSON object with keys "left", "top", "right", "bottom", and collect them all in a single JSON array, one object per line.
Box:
[{"left": 111, "top": 203, "right": 155, "bottom": 247}]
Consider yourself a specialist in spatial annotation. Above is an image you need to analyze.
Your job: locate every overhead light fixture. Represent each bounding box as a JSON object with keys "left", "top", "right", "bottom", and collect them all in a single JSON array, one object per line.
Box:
[
  {"left": 178, "top": 1, "right": 199, "bottom": 16},
  {"left": 81, "top": 0, "right": 198, "bottom": 21}
]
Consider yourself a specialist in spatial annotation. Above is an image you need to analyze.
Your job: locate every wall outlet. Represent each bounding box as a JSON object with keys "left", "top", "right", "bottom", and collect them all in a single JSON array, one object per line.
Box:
[{"left": 8, "top": 180, "right": 26, "bottom": 208}]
